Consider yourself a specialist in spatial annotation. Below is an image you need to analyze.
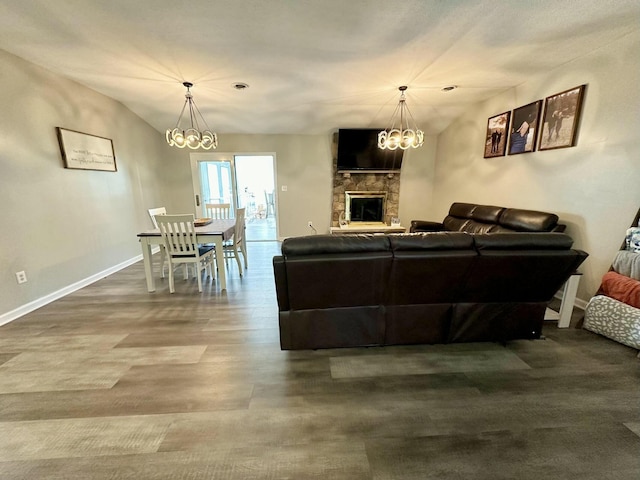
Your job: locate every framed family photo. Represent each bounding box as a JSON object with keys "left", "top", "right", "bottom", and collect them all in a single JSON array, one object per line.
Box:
[
  {"left": 508, "top": 100, "right": 542, "bottom": 155},
  {"left": 56, "top": 127, "right": 117, "bottom": 172},
  {"left": 538, "top": 85, "right": 586, "bottom": 151},
  {"left": 483, "top": 111, "right": 511, "bottom": 158}
]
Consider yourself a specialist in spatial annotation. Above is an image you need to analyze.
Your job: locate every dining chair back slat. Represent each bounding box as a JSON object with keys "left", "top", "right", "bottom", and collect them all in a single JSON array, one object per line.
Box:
[
  {"left": 147, "top": 207, "right": 168, "bottom": 277},
  {"left": 148, "top": 207, "right": 167, "bottom": 228},
  {"left": 155, "top": 214, "right": 214, "bottom": 293},
  {"left": 206, "top": 203, "right": 232, "bottom": 220}
]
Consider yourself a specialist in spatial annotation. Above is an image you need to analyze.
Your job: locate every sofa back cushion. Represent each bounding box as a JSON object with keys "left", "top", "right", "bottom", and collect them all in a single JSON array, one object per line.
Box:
[
  {"left": 497, "top": 208, "right": 560, "bottom": 232},
  {"left": 460, "top": 233, "right": 588, "bottom": 302},
  {"left": 281, "top": 234, "right": 392, "bottom": 310},
  {"left": 388, "top": 231, "right": 473, "bottom": 250},
  {"left": 388, "top": 232, "right": 477, "bottom": 304},
  {"left": 281, "top": 234, "right": 390, "bottom": 256},
  {"left": 444, "top": 203, "right": 505, "bottom": 233},
  {"left": 442, "top": 202, "right": 563, "bottom": 233},
  {"left": 449, "top": 203, "right": 505, "bottom": 222}
]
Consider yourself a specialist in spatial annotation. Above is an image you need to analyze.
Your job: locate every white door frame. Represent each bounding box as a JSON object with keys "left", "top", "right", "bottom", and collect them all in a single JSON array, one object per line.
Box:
[
  {"left": 190, "top": 151, "right": 279, "bottom": 239},
  {"left": 190, "top": 152, "right": 237, "bottom": 218}
]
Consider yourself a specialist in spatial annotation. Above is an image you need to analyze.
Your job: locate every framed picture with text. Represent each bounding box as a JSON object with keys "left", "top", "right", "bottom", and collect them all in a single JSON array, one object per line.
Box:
[
  {"left": 508, "top": 100, "right": 542, "bottom": 155},
  {"left": 56, "top": 127, "right": 117, "bottom": 172},
  {"left": 538, "top": 85, "right": 586, "bottom": 151},
  {"left": 483, "top": 111, "right": 511, "bottom": 158}
]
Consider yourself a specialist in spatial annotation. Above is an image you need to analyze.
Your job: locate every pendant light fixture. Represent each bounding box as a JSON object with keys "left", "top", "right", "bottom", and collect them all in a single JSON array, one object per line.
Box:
[
  {"left": 378, "top": 86, "right": 424, "bottom": 150},
  {"left": 166, "top": 82, "right": 217, "bottom": 150}
]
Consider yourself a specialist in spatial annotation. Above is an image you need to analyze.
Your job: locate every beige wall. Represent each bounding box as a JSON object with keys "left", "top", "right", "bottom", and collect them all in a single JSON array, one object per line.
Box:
[
  {"left": 160, "top": 134, "right": 335, "bottom": 238},
  {"left": 397, "top": 138, "right": 438, "bottom": 224},
  {"left": 433, "top": 30, "right": 640, "bottom": 302},
  {"left": 159, "top": 132, "right": 438, "bottom": 238},
  {"left": 0, "top": 50, "right": 170, "bottom": 320}
]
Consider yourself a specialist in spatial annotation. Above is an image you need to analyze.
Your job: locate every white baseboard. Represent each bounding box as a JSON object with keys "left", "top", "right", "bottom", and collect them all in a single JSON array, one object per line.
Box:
[
  {"left": 0, "top": 249, "right": 157, "bottom": 327},
  {"left": 546, "top": 292, "right": 587, "bottom": 321},
  {"left": 553, "top": 292, "right": 587, "bottom": 310},
  {"left": 574, "top": 297, "right": 588, "bottom": 310}
]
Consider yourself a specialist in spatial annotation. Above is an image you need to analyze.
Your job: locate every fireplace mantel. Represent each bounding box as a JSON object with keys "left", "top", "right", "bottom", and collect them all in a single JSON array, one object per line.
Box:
[{"left": 329, "top": 224, "right": 406, "bottom": 235}]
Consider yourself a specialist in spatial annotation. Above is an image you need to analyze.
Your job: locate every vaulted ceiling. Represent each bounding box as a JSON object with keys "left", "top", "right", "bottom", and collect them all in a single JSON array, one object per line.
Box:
[{"left": 1, "top": 0, "right": 638, "bottom": 135}]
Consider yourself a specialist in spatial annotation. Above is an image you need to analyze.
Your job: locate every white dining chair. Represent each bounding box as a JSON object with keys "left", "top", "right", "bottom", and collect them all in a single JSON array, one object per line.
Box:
[
  {"left": 264, "top": 190, "right": 275, "bottom": 218},
  {"left": 205, "top": 203, "right": 232, "bottom": 220},
  {"left": 223, "top": 207, "right": 248, "bottom": 276},
  {"left": 148, "top": 207, "right": 169, "bottom": 277},
  {"left": 155, "top": 214, "right": 215, "bottom": 293}
]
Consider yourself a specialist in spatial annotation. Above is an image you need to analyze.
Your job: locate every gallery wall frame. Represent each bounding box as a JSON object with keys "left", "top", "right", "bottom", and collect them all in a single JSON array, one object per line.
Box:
[
  {"left": 56, "top": 127, "right": 117, "bottom": 172},
  {"left": 483, "top": 111, "right": 511, "bottom": 158},
  {"left": 538, "top": 84, "right": 586, "bottom": 151},
  {"left": 508, "top": 100, "right": 542, "bottom": 156}
]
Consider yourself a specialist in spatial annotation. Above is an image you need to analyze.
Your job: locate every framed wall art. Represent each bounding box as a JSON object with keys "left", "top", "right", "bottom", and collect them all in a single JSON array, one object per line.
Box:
[
  {"left": 538, "top": 84, "right": 586, "bottom": 151},
  {"left": 508, "top": 100, "right": 542, "bottom": 155},
  {"left": 56, "top": 127, "right": 117, "bottom": 172},
  {"left": 483, "top": 111, "right": 511, "bottom": 158}
]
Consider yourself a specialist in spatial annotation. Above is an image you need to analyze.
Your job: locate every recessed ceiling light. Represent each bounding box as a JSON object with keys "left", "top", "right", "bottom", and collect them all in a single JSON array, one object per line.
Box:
[
  {"left": 233, "top": 82, "right": 249, "bottom": 90},
  {"left": 441, "top": 85, "right": 457, "bottom": 92}
]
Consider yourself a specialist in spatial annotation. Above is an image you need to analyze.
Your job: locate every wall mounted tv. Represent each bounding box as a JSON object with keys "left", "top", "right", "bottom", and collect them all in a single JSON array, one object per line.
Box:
[{"left": 336, "top": 129, "right": 404, "bottom": 173}]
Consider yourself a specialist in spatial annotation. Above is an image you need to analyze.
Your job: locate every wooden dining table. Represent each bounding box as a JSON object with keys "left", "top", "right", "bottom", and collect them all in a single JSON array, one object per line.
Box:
[{"left": 137, "top": 218, "right": 236, "bottom": 292}]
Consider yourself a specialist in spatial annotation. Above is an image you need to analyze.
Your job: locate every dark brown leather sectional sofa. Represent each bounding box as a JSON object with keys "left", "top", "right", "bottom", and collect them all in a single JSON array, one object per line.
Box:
[
  {"left": 273, "top": 204, "right": 588, "bottom": 351},
  {"left": 411, "top": 202, "right": 566, "bottom": 234}
]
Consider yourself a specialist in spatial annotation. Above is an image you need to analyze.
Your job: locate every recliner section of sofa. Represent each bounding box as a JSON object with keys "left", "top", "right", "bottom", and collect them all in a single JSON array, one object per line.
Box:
[
  {"left": 273, "top": 232, "right": 588, "bottom": 350},
  {"left": 411, "top": 202, "right": 566, "bottom": 234},
  {"left": 273, "top": 234, "right": 392, "bottom": 349},
  {"left": 385, "top": 233, "right": 477, "bottom": 346}
]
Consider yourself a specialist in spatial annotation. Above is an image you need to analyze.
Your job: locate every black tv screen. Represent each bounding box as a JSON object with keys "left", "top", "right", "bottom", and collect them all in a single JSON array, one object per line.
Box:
[{"left": 337, "top": 129, "right": 404, "bottom": 172}]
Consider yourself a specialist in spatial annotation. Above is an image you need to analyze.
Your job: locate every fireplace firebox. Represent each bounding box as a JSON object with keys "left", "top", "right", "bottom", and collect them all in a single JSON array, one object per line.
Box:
[{"left": 345, "top": 191, "right": 387, "bottom": 223}]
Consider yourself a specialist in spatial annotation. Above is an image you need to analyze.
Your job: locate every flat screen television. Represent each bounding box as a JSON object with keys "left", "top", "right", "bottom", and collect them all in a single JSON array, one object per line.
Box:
[{"left": 336, "top": 129, "right": 404, "bottom": 172}]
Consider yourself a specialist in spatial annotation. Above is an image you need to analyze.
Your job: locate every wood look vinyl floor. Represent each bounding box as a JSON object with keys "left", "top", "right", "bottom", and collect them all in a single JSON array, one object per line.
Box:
[{"left": 0, "top": 242, "right": 638, "bottom": 479}]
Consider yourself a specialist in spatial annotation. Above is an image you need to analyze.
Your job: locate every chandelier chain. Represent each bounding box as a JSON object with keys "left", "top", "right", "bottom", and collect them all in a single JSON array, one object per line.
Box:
[
  {"left": 378, "top": 86, "right": 424, "bottom": 150},
  {"left": 166, "top": 82, "right": 217, "bottom": 150}
]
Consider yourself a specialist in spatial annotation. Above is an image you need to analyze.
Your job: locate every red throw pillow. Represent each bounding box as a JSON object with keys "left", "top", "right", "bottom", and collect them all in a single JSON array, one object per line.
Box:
[{"left": 601, "top": 271, "right": 640, "bottom": 309}]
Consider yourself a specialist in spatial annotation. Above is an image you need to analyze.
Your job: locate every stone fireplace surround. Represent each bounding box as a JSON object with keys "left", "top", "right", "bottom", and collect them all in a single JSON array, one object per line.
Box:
[{"left": 331, "top": 169, "right": 400, "bottom": 227}]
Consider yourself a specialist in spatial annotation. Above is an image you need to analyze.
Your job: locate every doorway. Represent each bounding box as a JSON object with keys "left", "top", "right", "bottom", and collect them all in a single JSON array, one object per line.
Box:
[{"left": 190, "top": 153, "right": 277, "bottom": 241}]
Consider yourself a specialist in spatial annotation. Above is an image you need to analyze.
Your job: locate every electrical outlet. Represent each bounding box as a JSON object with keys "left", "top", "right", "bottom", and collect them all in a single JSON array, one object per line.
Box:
[{"left": 15, "top": 271, "right": 27, "bottom": 284}]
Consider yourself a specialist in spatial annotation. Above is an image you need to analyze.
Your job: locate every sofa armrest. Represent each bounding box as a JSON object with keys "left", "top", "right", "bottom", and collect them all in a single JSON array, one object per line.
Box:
[{"left": 410, "top": 220, "right": 445, "bottom": 233}]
